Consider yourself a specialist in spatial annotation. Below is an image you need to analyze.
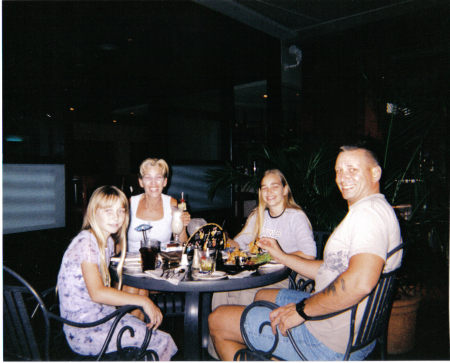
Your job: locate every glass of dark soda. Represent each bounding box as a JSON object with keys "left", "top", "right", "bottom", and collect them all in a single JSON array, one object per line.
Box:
[{"left": 140, "top": 239, "right": 160, "bottom": 271}]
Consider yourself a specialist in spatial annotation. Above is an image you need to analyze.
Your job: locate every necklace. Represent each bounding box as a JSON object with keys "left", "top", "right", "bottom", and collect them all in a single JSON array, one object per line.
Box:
[{"left": 269, "top": 208, "right": 286, "bottom": 219}]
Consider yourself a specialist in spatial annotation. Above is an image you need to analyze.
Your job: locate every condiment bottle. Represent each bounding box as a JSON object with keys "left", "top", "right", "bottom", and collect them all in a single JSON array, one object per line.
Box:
[
  {"left": 192, "top": 244, "right": 200, "bottom": 270},
  {"left": 178, "top": 192, "right": 187, "bottom": 211}
]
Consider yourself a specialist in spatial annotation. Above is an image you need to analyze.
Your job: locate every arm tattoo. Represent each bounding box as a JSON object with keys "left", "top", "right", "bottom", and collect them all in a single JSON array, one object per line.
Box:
[
  {"left": 322, "top": 277, "right": 347, "bottom": 296},
  {"left": 340, "top": 277, "right": 347, "bottom": 292},
  {"left": 323, "top": 282, "right": 337, "bottom": 296}
]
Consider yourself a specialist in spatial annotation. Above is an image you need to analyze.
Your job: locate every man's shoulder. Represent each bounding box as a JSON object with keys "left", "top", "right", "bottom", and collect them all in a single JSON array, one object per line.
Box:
[
  {"left": 354, "top": 193, "right": 387, "bottom": 205},
  {"left": 352, "top": 194, "right": 393, "bottom": 213}
]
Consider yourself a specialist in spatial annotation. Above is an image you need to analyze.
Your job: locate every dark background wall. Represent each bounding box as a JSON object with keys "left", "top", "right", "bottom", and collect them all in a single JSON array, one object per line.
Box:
[{"left": 2, "top": 1, "right": 448, "bottom": 292}]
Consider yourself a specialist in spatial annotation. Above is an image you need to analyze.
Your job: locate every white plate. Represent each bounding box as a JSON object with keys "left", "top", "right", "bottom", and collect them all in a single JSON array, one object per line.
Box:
[
  {"left": 258, "top": 263, "right": 285, "bottom": 274},
  {"left": 111, "top": 253, "right": 141, "bottom": 264},
  {"left": 267, "top": 261, "right": 283, "bottom": 265},
  {"left": 123, "top": 265, "right": 144, "bottom": 274},
  {"left": 192, "top": 271, "right": 227, "bottom": 280},
  {"left": 124, "top": 261, "right": 141, "bottom": 266}
]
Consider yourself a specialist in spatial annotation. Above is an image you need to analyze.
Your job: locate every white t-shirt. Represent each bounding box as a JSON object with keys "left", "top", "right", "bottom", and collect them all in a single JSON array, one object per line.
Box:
[
  {"left": 127, "top": 194, "right": 173, "bottom": 253},
  {"left": 235, "top": 208, "right": 317, "bottom": 257},
  {"left": 306, "top": 193, "right": 402, "bottom": 354}
]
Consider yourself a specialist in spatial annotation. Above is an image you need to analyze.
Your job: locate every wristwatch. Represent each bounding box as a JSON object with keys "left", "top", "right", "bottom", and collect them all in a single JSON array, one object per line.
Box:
[{"left": 295, "top": 298, "right": 311, "bottom": 320}]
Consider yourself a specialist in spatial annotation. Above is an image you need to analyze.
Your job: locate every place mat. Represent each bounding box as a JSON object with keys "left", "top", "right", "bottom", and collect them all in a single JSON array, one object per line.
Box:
[{"left": 144, "top": 267, "right": 187, "bottom": 285}]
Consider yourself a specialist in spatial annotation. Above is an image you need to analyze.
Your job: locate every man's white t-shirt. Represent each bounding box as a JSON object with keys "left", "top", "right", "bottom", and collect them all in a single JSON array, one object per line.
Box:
[{"left": 306, "top": 193, "right": 402, "bottom": 354}]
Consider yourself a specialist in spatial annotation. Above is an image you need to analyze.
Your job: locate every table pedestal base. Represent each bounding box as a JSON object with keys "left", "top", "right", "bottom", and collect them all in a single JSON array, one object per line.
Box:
[{"left": 183, "top": 291, "right": 212, "bottom": 361}]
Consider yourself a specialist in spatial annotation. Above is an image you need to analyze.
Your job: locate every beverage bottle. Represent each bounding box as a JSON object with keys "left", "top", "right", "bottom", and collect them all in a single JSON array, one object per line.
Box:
[{"left": 178, "top": 192, "right": 187, "bottom": 211}]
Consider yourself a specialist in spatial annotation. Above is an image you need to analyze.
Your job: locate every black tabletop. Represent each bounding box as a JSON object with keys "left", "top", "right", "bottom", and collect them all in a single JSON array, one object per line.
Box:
[{"left": 111, "top": 266, "right": 290, "bottom": 293}]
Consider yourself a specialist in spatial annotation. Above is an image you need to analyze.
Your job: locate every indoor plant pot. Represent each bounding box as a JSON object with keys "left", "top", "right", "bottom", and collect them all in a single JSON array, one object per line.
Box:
[{"left": 387, "top": 287, "right": 423, "bottom": 354}]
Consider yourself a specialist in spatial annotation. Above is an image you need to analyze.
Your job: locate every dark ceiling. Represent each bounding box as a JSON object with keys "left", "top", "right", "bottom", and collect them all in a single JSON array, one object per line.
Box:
[
  {"left": 3, "top": 1, "right": 275, "bottom": 119},
  {"left": 3, "top": 0, "right": 448, "bottom": 121},
  {"left": 192, "top": 0, "right": 443, "bottom": 41}
]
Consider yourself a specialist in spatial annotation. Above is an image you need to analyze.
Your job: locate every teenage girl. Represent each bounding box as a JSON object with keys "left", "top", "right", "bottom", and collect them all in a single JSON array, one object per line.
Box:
[
  {"left": 57, "top": 186, "right": 177, "bottom": 359},
  {"left": 208, "top": 169, "right": 317, "bottom": 358}
]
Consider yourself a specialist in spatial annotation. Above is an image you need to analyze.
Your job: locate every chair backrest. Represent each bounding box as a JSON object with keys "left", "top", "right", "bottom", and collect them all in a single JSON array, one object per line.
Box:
[
  {"left": 3, "top": 266, "right": 52, "bottom": 361},
  {"left": 313, "top": 231, "right": 331, "bottom": 260},
  {"left": 349, "top": 267, "right": 399, "bottom": 355},
  {"left": 3, "top": 266, "right": 159, "bottom": 361},
  {"left": 346, "top": 242, "right": 406, "bottom": 358}
]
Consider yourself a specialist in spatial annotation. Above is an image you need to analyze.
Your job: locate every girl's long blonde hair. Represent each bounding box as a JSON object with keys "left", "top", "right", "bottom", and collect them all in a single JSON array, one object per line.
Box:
[
  {"left": 236, "top": 169, "right": 310, "bottom": 241},
  {"left": 82, "top": 185, "right": 129, "bottom": 289}
]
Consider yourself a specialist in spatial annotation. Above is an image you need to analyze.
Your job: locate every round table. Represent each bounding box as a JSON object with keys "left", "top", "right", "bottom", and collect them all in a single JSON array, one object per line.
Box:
[{"left": 110, "top": 266, "right": 290, "bottom": 361}]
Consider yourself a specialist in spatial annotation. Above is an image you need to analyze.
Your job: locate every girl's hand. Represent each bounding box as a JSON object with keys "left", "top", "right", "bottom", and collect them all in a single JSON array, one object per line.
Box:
[
  {"left": 258, "top": 237, "right": 284, "bottom": 262},
  {"left": 142, "top": 300, "right": 163, "bottom": 330},
  {"left": 180, "top": 211, "right": 191, "bottom": 227},
  {"left": 269, "top": 303, "right": 304, "bottom": 336}
]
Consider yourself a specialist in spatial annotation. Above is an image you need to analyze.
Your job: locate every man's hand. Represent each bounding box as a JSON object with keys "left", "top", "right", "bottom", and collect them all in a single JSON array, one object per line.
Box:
[{"left": 269, "top": 303, "right": 305, "bottom": 336}]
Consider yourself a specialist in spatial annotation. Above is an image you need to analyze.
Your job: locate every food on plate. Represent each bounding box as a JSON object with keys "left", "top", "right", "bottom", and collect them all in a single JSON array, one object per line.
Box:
[
  {"left": 225, "top": 247, "right": 273, "bottom": 266},
  {"left": 250, "top": 253, "right": 273, "bottom": 264},
  {"left": 249, "top": 238, "right": 260, "bottom": 254},
  {"left": 226, "top": 248, "right": 248, "bottom": 264}
]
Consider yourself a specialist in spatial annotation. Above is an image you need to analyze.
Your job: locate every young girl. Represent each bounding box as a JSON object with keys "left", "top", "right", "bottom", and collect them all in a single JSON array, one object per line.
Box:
[{"left": 57, "top": 186, "right": 177, "bottom": 359}]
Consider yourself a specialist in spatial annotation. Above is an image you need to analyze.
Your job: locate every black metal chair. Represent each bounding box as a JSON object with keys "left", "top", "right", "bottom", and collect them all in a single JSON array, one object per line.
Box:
[
  {"left": 288, "top": 231, "right": 331, "bottom": 291},
  {"left": 313, "top": 231, "right": 331, "bottom": 260},
  {"left": 3, "top": 266, "right": 159, "bottom": 361},
  {"left": 235, "top": 243, "right": 406, "bottom": 361}
]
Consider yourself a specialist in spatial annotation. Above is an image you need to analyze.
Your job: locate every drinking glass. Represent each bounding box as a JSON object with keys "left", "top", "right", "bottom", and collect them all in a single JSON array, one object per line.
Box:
[
  {"left": 140, "top": 239, "right": 160, "bottom": 271},
  {"left": 199, "top": 250, "right": 215, "bottom": 273},
  {"left": 171, "top": 207, "right": 184, "bottom": 243}
]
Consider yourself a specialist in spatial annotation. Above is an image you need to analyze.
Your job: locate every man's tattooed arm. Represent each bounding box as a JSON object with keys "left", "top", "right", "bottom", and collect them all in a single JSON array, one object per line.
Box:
[{"left": 322, "top": 276, "right": 347, "bottom": 296}]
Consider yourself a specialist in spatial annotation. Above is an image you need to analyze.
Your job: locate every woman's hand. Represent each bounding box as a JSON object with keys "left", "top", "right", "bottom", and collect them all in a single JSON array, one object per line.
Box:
[
  {"left": 269, "top": 303, "right": 304, "bottom": 336},
  {"left": 258, "top": 237, "right": 285, "bottom": 262},
  {"left": 180, "top": 211, "right": 191, "bottom": 227},
  {"left": 142, "top": 299, "right": 163, "bottom": 330}
]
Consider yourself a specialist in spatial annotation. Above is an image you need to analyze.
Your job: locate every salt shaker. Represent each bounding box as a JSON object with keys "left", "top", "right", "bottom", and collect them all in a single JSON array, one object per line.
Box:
[{"left": 192, "top": 244, "right": 200, "bottom": 270}]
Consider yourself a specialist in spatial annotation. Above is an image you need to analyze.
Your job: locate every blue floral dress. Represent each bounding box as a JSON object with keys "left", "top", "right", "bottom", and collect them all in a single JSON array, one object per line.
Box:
[{"left": 57, "top": 230, "right": 177, "bottom": 360}]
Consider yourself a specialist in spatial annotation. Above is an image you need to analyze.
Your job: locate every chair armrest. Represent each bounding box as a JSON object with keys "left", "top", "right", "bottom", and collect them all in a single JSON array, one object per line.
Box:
[
  {"left": 239, "top": 300, "right": 357, "bottom": 361},
  {"left": 48, "top": 305, "right": 155, "bottom": 361},
  {"left": 289, "top": 271, "right": 315, "bottom": 292},
  {"left": 298, "top": 279, "right": 315, "bottom": 292}
]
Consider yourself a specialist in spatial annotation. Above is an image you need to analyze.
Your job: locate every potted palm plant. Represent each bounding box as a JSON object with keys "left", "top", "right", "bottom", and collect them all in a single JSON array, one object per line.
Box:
[
  {"left": 363, "top": 71, "right": 449, "bottom": 354},
  {"left": 206, "top": 83, "right": 448, "bottom": 354},
  {"left": 206, "top": 137, "right": 347, "bottom": 234}
]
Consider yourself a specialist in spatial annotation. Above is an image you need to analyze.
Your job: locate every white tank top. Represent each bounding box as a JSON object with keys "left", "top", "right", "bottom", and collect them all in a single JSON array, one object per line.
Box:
[{"left": 127, "top": 193, "right": 173, "bottom": 253}]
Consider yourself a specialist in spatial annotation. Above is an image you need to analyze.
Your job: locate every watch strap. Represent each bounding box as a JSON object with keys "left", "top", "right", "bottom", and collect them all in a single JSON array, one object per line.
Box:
[{"left": 295, "top": 298, "right": 310, "bottom": 320}]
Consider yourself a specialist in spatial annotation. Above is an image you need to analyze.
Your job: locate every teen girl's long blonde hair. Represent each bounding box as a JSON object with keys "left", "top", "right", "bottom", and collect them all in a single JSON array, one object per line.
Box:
[
  {"left": 82, "top": 186, "right": 129, "bottom": 290},
  {"left": 236, "top": 169, "right": 310, "bottom": 242}
]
